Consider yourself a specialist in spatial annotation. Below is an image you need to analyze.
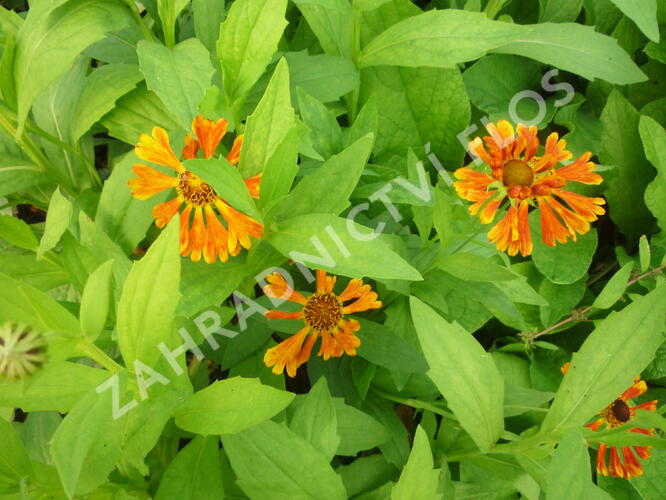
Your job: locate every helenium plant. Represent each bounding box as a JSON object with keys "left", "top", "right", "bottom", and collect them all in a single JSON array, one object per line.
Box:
[{"left": 0, "top": 0, "right": 665, "bottom": 499}]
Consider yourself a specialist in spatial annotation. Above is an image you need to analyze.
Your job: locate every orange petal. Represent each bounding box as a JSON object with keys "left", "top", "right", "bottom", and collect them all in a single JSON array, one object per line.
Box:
[
  {"left": 318, "top": 331, "right": 337, "bottom": 360},
  {"left": 453, "top": 167, "right": 494, "bottom": 200},
  {"left": 263, "top": 272, "right": 307, "bottom": 304},
  {"left": 552, "top": 189, "right": 605, "bottom": 222},
  {"left": 187, "top": 207, "right": 206, "bottom": 262},
  {"left": 316, "top": 270, "right": 328, "bottom": 293},
  {"left": 517, "top": 123, "right": 539, "bottom": 161},
  {"left": 539, "top": 197, "right": 570, "bottom": 246},
  {"left": 609, "top": 447, "right": 626, "bottom": 478},
  {"left": 544, "top": 196, "right": 590, "bottom": 240},
  {"left": 215, "top": 200, "right": 263, "bottom": 254},
  {"left": 334, "top": 320, "right": 361, "bottom": 356},
  {"left": 203, "top": 205, "right": 228, "bottom": 264},
  {"left": 152, "top": 197, "right": 183, "bottom": 228},
  {"left": 560, "top": 362, "right": 570, "bottom": 374},
  {"left": 556, "top": 152, "right": 602, "bottom": 185},
  {"left": 135, "top": 127, "right": 182, "bottom": 170},
  {"left": 596, "top": 444, "right": 609, "bottom": 476},
  {"left": 192, "top": 115, "right": 228, "bottom": 159},
  {"left": 227, "top": 134, "right": 243, "bottom": 166},
  {"left": 182, "top": 133, "right": 200, "bottom": 160},
  {"left": 622, "top": 447, "right": 644, "bottom": 479},
  {"left": 621, "top": 379, "right": 648, "bottom": 401},
  {"left": 468, "top": 136, "right": 492, "bottom": 165},
  {"left": 265, "top": 310, "right": 305, "bottom": 320},
  {"left": 179, "top": 205, "right": 192, "bottom": 255},
  {"left": 488, "top": 201, "right": 532, "bottom": 257},
  {"left": 128, "top": 164, "right": 178, "bottom": 200},
  {"left": 244, "top": 173, "right": 261, "bottom": 199},
  {"left": 263, "top": 326, "right": 312, "bottom": 377}
]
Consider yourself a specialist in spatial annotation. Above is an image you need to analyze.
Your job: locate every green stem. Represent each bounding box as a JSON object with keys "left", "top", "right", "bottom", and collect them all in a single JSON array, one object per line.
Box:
[
  {"left": 484, "top": 0, "right": 504, "bottom": 19},
  {"left": 345, "top": 4, "right": 363, "bottom": 123},
  {"left": 371, "top": 388, "right": 457, "bottom": 421},
  {"left": 0, "top": 105, "right": 76, "bottom": 196},
  {"left": 77, "top": 339, "right": 123, "bottom": 374},
  {"left": 26, "top": 121, "right": 102, "bottom": 189},
  {"left": 123, "top": 0, "right": 156, "bottom": 42}
]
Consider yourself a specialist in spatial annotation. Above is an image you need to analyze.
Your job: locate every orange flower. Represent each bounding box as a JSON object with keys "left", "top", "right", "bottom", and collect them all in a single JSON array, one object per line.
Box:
[
  {"left": 263, "top": 270, "right": 382, "bottom": 377},
  {"left": 561, "top": 363, "right": 657, "bottom": 480},
  {"left": 128, "top": 115, "right": 263, "bottom": 263},
  {"left": 453, "top": 121, "right": 605, "bottom": 257}
]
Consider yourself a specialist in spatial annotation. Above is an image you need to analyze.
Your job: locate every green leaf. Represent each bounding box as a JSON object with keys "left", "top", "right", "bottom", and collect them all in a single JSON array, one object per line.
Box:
[
  {"left": 0, "top": 417, "right": 33, "bottom": 485},
  {"left": 217, "top": 0, "right": 288, "bottom": 102},
  {"left": 541, "top": 285, "right": 666, "bottom": 434},
  {"left": 193, "top": 0, "right": 227, "bottom": 54},
  {"left": 274, "top": 134, "right": 374, "bottom": 219},
  {"left": 283, "top": 51, "right": 359, "bottom": 104},
  {"left": 96, "top": 152, "right": 167, "bottom": 255},
  {"left": 338, "top": 455, "right": 396, "bottom": 499},
  {"left": 0, "top": 254, "right": 67, "bottom": 291},
  {"left": 531, "top": 224, "right": 598, "bottom": 285},
  {"left": 362, "top": 66, "right": 470, "bottom": 168},
  {"left": 640, "top": 116, "right": 666, "bottom": 231},
  {"left": 267, "top": 214, "right": 422, "bottom": 281},
  {"left": 154, "top": 436, "right": 225, "bottom": 500},
  {"left": 592, "top": 261, "right": 634, "bottom": 309},
  {"left": 184, "top": 158, "right": 262, "bottom": 221},
  {"left": 355, "top": 318, "right": 428, "bottom": 374},
  {"left": 332, "top": 398, "right": 390, "bottom": 456},
  {"left": 222, "top": 419, "right": 347, "bottom": 500},
  {"left": 391, "top": 426, "right": 440, "bottom": 500},
  {"left": 601, "top": 91, "right": 654, "bottom": 242},
  {"left": 51, "top": 378, "right": 127, "bottom": 497},
  {"left": 290, "top": 378, "right": 339, "bottom": 461},
  {"left": 0, "top": 214, "right": 38, "bottom": 250},
  {"left": 297, "top": 87, "right": 345, "bottom": 159},
  {"left": 293, "top": 0, "right": 354, "bottom": 59},
  {"left": 540, "top": 0, "right": 583, "bottom": 22},
  {"left": 80, "top": 260, "right": 114, "bottom": 341},
  {"left": 360, "top": 10, "right": 522, "bottom": 69},
  {"left": 360, "top": 10, "right": 645, "bottom": 85},
  {"left": 0, "top": 362, "right": 111, "bottom": 413},
  {"left": 437, "top": 254, "right": 517, "bottom": 282},
  {"left": 0, "top": 156, "right": 51, "bottom": 198},
  {"left": 175, "top": 377, "right": 295, "bottom": 435},
  {"left": 546, "top": 429, "right": 611, "bottom": 500},
  {"left": 240, "top": 58, "right": 296, "bottom": 178},
  {"left": 157, "top": 0, "right": 189, "bottom": 47},
  {"left": 36, "top": 187, "right": 72, "bottom": 259},
  {"left": 100, "top": 85, "right": 181, "bottom": 145},
  {"left": 13, "top": 0, "right": 129, "bottom": 131},
  {"left": 410, "top": 296, "right": 504, "bottom": 452},
  {"left": 72, "top": 63, "right": 144, "bottom": 141},
  {"left": 117, "top": 218, "right": 181, "bottom": 369},
  {"left": 609, "top": 0, "right": 659, "bottom": 42},
  {"left": 491, "top": 22, "right": 646, "bottom": 85},
  {"left": 0, "top": 272, "right": 80, "bottom": 334},
  {"left": 138, "top": 39, "right": 215, "bottom": 130}
]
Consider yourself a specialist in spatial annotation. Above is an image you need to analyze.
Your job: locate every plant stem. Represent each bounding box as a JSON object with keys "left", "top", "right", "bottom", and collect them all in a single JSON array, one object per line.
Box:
[
  {"left": 533, "top": 265, "right": 665, "bottom": 339},
  {"left": 484, "top": 0, "right": 504, "bottom": 19},
  {"left": 77, "top": 339, "right": 123, "bottom": 374},
  {"left": 371, "top": 388, "right": 457, "bottom": 421},
  {"left": 123, "top": 0, "right": 156, "bottom": 42}
]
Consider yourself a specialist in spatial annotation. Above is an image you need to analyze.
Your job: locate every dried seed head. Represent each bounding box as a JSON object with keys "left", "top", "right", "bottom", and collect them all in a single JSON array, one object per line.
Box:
[{"left": 0, "top": 322, "right": 48, "bottom": 381}]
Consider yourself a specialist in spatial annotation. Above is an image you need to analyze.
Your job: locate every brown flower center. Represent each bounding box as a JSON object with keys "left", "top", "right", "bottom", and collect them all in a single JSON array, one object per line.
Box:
[
  {"left": 177, "top": 171, "right": 217, "bottom": 206},
  {"left": 600, "top": 399, "right": 632, "bottom": 427},
  {"left": 502, "top": 159, "right": 534, "bottom": 188},
  {"left": 303, "top": 292, "right": 343, "bottom": 331}
]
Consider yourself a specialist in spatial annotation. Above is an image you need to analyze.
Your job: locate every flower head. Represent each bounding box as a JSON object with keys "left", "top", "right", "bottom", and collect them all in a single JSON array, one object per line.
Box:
[
  {"left": 263, "top": 270, "right": 382, "bottom": 377},
  {"left": 454, "top": 121, "right": 605, "bottom": 257},
  {"left": 561, "top": 362, "right": 657, "bottom": 479},
  {"left": 128, "top": 115, "right": 263, "bottom": 263},
  {"left": 0, "top": 322, "right": 48, "bottom": 381}
]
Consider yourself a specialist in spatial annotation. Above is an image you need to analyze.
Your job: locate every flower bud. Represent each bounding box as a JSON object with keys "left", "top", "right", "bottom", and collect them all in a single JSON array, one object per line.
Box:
[{"left": 0, "top": 322, "right": 48, "bottom": 381}]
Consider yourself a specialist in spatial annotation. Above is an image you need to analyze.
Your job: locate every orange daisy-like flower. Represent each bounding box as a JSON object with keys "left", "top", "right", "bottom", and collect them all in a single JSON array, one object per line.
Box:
[
  {"left": 453, "top": 121, "right": 606, "bottom": 257},
  {"left": 561, "top": 362, "right": 658, "bottom": 480},
  {"left": 263, "top": 270, "right": 382, "bottom": 377},
  {"left": 128, "top": 115, "right": 263, "bottom": 264}
]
